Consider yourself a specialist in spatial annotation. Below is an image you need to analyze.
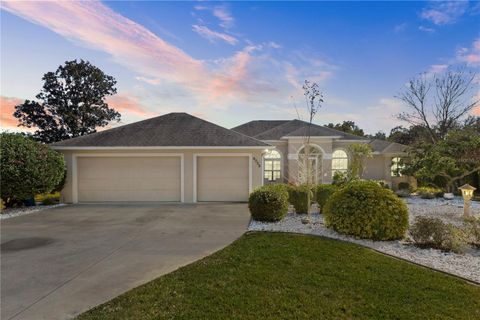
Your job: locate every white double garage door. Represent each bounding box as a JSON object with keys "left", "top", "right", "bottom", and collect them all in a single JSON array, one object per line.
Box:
[{"left": 77, "top": 155, "right": 250, "bottom": 202}]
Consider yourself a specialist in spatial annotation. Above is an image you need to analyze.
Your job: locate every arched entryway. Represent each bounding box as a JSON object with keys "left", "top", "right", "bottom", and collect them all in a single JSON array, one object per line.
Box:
[{"left": 297, "top": 144, "right": 323, "bottom": 184}]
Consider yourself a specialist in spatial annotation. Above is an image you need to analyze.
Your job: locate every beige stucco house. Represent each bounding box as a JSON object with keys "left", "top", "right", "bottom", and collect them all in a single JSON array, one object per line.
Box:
[
  {"left": 231, "top": 119, "right": 411, "bottom": 188},
  {"left": 52, "top": 113, "right": 409, "bottom": 204}
]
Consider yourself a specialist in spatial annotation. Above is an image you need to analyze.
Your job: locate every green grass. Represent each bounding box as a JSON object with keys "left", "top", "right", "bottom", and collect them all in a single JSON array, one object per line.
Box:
[{"left": 78, "top": 232, "right": 480, "bottom": 320}]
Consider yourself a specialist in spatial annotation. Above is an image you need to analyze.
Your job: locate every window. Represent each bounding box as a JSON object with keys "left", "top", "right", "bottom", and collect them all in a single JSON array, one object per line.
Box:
[
  {"left": 298, "top": 145, "right": 323, "bottom": 184},
  {"left": 264, "top": 150, "right": 281, "bottom": 182},
  {"left": 391, "top": 157, "right": 404, "bottom": 177},
  {"left": 332, "top": 149, "right": 348, "bottom": 175}
]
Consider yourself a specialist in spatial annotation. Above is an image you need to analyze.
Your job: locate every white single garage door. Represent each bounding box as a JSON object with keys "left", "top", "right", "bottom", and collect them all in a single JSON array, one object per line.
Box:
[
  {"left": 77, "top": 156, "right": 181, "bottom": 202},
  {"left": 197, "top": 156, "right": 249, "bottom": 202}
]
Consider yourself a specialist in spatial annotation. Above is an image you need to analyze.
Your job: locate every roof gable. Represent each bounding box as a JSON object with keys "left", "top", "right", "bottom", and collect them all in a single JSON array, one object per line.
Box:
[
  {"left": 51, "top": 113, "right": 270, "bottom": 148},
  {"left": 231, "top": 120, "right": 290, "bottom": 138}
]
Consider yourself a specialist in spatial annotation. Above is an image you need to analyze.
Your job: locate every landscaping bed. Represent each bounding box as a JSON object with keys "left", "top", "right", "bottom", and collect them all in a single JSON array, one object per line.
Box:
[
  {"left": 249, "top": 196, "right": 480, "bottom": 283},
  {"left": 1, "top": 203, "right": 65, "bottom": 220},
  {"left": 77, "top": 232, "right": 480, "bottom": 320}
]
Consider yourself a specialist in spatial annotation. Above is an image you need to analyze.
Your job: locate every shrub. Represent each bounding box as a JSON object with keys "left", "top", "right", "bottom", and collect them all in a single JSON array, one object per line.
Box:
[
  {"left": 409, "top": 217, "right": 449, "bottom": 249},
  {"left": 36, "top": 192, "right": 60, "bottom": 205},
  {"left": 395, "top": 189, "right": 411, "bottom": 198},
  {"left": 398, "top": 182, "right": 410, "bottom": 191},
  {"left": 332, "top": 171, "right": 348, "bottom": 186},
  {"left": 287, "top": 185, "right": 312, "bottom": 214},
  {"left": 315, "top": 184, "right": 338, "bottom": 213},
  {"left": 374, "top": 180, "right": 390, "bottom": 189},
  {"left": 249, "top": 185, "right": 289, "bottom": 222},
  {"left": 464, "top": 217, "right": 480, "bottom": 248},
  {"left": 417, "top": 187, "right": 443, "bottom": 199},
  {"left": 409, "top": 217, "right": 469, "bottom": 253},
  {"left": 0, "top": 133, "right": 66, "bottom": 207},
  {"left": 323, "top": 180, "right": 408, "bottom": 240}
]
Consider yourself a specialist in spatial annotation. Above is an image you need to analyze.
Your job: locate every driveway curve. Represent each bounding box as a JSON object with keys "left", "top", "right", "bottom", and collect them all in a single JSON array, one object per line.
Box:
[{"left": 1, "top": 203, "right": 249, "bottom": 320}]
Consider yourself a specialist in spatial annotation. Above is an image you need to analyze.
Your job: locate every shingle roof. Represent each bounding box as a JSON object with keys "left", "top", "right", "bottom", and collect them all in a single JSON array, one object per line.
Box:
[
  {"left": 231, "top": 120, "right": 290, "bottom": 138},
  {"left": 369, "top": 139, "right": 407, "bottom": 153},
  {"left": 234, "top": 119, "right": 368, "bottom": 141},
  {"left": 51, "top": 113, "right": 270, "bottom": 147}
]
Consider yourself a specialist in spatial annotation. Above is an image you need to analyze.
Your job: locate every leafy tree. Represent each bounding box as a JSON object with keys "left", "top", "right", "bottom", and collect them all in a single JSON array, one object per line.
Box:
[
  {"left": 347, "top": 142, "right": 372, "bottom": 180},
  {"left": 367, "top": 131, "right": 387, "bottom": 140},
  {"left": 14, "top": 59, "right": 121, "bottom": 143},
  {"left": 1, "top": 133, "right": 65, "bottom": 206},
  {"left": 387, "top": 125, "right": 430, "bottom": 145},
  {"left": 396, "top": 67, "right": 478, "bottom": 143},
  {"left": 325, "top": 121, "right": 365, "bottom": 137},
  {"left": 401, "top": 130, "right": 480, "bottom": 192}
]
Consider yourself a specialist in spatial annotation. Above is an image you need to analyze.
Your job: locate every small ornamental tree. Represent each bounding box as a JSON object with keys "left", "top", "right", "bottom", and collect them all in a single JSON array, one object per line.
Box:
[
  {"left": 346, "top": 142, "right": 372, "bottom": 180},
  {"left": 0, "top": 133, "right": 66, "bottom": 206}
]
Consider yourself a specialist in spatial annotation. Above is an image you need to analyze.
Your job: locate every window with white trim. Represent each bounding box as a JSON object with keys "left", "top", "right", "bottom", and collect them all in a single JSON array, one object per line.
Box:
[
  {"left": 332, "top": 149, "right": 348, "bottom": 175},
  {"left": 264, "top": 150, "right": 282, "bottom": 182},
  {"left": 391, "top": 157, "right": 404, "bottom": 177}
]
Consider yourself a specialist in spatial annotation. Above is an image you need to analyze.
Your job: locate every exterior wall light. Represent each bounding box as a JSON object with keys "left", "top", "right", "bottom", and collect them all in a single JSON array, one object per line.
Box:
[{"left": 458, "top": 184, "right": 476, "bottom": 218}]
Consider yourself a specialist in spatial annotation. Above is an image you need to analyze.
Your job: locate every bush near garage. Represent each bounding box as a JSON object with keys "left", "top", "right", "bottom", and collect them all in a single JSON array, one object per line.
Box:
[
  {"left": 0, "top": 133, "right": 65, "bottom": 207},
  {"left": 249, "top": 185, "right": 289, "bottom": 222},
  {"left": 315, "top": 184, "right": 338, "bottom": 213},
  {"left": 287, "top": 184, "right": 313, "bottom": 214},
  {"left": 324, "top": 180, "right": 409, "bottom": 240}
]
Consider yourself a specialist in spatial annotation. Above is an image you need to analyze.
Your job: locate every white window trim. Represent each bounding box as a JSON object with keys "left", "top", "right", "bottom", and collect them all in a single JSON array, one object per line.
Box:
[
  {"left": 262, "top": 150, "right": 283, "bottom": 183},
  {"left": 193, "top": 153, "right": 253, "bottom": 202},
  {"left": 331, "top": 148, "right": 349, "bottom": 174},
  {"left": 71, "top": 153, "right": 184, "bottom": 204}
]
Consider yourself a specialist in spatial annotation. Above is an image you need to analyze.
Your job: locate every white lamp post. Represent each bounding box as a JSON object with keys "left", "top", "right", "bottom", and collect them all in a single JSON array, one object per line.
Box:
[{"left": 458, "top": 184, "right": 476, "bottom": 218}]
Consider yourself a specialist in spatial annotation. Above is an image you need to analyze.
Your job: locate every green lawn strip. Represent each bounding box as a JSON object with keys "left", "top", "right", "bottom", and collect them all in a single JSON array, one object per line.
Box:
[{"left": 78, "top": 232, "right": 480, "bottom": 320}]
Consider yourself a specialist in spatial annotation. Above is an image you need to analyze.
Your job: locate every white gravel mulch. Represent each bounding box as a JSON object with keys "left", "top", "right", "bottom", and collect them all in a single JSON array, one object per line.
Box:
[
  {"left": 248, "top": 196, "right": 480, "bottom": 284},
  {"left": 1, "top": 204, "right": 66, "bottom": 220}
]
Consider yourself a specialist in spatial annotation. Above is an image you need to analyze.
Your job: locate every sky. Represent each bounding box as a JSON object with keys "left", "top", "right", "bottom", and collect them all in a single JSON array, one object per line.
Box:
[{"left": 1, "top": 0, "right": 479, "bottom": 135}]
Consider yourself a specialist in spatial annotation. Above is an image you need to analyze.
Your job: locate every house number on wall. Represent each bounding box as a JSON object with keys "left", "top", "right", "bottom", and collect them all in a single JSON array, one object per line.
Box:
[{"left": 253, "top": 157, "right": 261, "bottom": 168}]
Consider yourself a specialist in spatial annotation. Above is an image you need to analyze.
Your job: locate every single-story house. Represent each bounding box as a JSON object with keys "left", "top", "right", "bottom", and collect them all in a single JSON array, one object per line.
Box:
[
  {"left": 231, "top": 119, "right": 412, "bottom": 188},
  {"left": 52, "top": 113, "right": 410, "bottom": 204}
]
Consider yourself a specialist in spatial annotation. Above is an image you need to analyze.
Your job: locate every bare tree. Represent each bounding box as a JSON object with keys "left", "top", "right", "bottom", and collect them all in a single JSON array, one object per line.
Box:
[
  {"left": 396, "top": 67, "right": 478, "bottom": 143},
  {"left": 294, "top": 80, "right": 324, "bottom": 221}
]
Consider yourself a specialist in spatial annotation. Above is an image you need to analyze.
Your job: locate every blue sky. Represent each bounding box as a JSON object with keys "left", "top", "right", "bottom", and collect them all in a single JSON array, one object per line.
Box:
[{"left": 1, "top": 1, "right": 479, "bottom": 134}]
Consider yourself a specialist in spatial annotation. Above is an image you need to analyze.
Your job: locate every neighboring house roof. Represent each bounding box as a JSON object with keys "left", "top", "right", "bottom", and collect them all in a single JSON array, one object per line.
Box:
[
  {"left": 233, "top": 119, "right": 369, "bottom": 141},
  {"left": 51, "top": 112, "right": 270, "bottom": 148}
]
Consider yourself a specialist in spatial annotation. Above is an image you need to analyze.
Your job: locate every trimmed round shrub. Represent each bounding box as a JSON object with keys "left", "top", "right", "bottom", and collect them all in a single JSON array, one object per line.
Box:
[
  {"left": 315, "top": 184, "right": 338, "bottom": 213},
  {"left": 287, "top": 185, "right": 312, "bottom": 214},
  {"left": 1, "top": 133, "right": 65, "bottom": 206},
  {"left": 249, "top": 185, "right": 289, "bottom": 222},
  {"left": 324, "top": 180, "right": 409, "bottom": 240}
]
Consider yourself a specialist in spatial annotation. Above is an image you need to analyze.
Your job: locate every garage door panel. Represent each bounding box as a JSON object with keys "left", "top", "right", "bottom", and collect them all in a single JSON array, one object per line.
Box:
[
  {"left": 77, "top": 156, "right": 181, "bottom": 202},
  {"left": 197, "top": 156, "right": 249, "bottom": 202}
]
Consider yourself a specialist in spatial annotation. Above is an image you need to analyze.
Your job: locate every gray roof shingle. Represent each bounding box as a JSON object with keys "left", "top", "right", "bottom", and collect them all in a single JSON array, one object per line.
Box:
[
  {"left": 51, "top": 113, "right": 270, "bottom": 147},
  {"left": 231, "top": 120, "right": 290, "bottom": 138},
  {"left": 235, "top": 119, "right": 369, "bottom": 141}
]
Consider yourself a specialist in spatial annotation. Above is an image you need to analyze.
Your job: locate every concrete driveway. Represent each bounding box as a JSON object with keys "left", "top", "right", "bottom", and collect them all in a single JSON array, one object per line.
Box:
[{"left": 1, "top": 203, "right": 249, "bottom": 320}]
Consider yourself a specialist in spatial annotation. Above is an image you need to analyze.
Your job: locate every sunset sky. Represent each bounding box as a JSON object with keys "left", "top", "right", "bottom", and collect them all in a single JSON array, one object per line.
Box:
[{"left": 1, "top": 1, "right": 479, "bottom": 134}]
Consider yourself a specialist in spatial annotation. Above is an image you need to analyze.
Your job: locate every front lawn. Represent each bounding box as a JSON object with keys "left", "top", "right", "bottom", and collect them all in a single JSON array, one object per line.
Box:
[{"left": 78, "top": 232, "right": 480, "bottom": 320}]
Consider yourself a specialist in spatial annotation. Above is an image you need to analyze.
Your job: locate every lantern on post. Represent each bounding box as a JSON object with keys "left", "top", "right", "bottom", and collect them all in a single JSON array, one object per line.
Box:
[{"left": 458, "top": 184, "right": 476, "bottom": 217}]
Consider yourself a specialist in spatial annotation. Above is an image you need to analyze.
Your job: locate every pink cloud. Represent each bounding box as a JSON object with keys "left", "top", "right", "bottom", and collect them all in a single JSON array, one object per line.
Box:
[
  {"left": 192, "top": 25, "right": 238, "bottom": 45},
  {"left": 0, "top": 96, "right": 32, "bottom": 131},
  {"left": 420, "top": 1, "right": 468, "bottom": 25},
  {"left": 212, "top": 6, "right": 234, "bottom": 29},
  {"left": 106, "top": 93, "right": 156, "bottom": 117},
  {"left": 457, "top": 38, "right": 480, "bottom": 67},
  {"left": 2, "top": 1, "right": 335, "bottom": 117},
  {"left": 2, "top": 0, "right": 206, "bottom": 88}
]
